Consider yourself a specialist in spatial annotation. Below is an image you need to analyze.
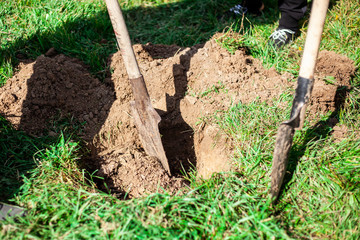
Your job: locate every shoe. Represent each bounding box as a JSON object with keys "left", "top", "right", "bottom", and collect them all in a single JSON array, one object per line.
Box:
[
  {"left": 269, "top": 28, "right": 296, "bottom": 48},
  {"left": 229, "top": 4, "right": 248, "bottom": 15}
]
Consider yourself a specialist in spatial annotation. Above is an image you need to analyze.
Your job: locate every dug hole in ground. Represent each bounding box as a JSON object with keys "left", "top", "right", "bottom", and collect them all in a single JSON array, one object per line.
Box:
[{"left": 0, "top": 33, "right": 355, "bottom": 198}]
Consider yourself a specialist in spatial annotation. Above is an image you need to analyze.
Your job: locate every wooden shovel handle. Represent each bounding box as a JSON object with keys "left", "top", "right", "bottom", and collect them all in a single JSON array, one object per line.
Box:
[
  {"left": 104, "top": 0, "right": 141, "bottom": 79},
  {"left": 298, "top": 0, "right": 329, "bottom": 128},
  {"left": 299, "top": 0, "right": 329, "bottom": 79}
]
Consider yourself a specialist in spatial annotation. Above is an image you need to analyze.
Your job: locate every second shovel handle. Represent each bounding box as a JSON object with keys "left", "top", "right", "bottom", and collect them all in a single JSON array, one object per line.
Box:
[{"left": 299, "top": 0, "right": 329, "bottom": 79}]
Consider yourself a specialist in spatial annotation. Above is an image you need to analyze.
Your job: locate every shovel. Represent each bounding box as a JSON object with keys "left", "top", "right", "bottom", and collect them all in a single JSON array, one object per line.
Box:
[
  {"left": 0, "top": 202, "right": 26, "bottom": 220},
  {"left": 271, "top": 0, "right": 329, "bottom": 200},
  {"left": 105, "top": 0, "right": 171, "bottom": 175}
]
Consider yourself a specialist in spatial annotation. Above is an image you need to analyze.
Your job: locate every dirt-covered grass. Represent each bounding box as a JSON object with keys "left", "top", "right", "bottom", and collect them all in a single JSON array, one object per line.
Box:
[{"left": 1, "top": 0, "right": 359, "bottom": 239}]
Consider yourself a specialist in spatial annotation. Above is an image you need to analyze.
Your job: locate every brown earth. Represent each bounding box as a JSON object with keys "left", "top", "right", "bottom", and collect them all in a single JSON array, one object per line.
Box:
[
  {"left": 311, "top": 50, "right": 356, "bottom": 115},
  {"left": 0, "top": 35, "right": 355, "bottom": 198}
]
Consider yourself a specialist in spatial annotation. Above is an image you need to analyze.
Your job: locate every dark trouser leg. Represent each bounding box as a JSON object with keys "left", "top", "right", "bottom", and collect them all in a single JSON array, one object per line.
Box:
[
  {"left": 242, "top": 0, "right": 263, "bottom": 13},
  {"left": 278, "top": 0, "right": 307, "bottom": 31}
]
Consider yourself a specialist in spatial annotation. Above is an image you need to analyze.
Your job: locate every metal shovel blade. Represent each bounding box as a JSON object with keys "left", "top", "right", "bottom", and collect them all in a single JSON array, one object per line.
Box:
[
  {"left": 0, "top": 202, "right": 26, "bottom": 220},
  {"left": 271, "top": 124, "right": 295, "bottom": 199},
  {"left": 271, "top": 77, "right": 311, "bottom": 201},
  {"left": 130, "top": 76, "right": 171, "bottom": 175}
]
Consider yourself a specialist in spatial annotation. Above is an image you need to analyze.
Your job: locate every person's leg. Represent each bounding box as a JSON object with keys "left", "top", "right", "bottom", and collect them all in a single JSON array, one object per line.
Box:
[
  {"left": 243, "top": 0, "right": 264, "bottom": 14},
  {"left": 269, "top": 0, "right": 307, "bottom": 47},
  {"left": 278, "top": 0, "right": 307, "bottom": 31}
]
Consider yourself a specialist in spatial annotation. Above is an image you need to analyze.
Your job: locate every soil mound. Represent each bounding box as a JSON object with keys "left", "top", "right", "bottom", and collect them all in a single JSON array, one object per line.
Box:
[
  {"left": 103, "top": 37, "right": 293, "bottom": 182},
  {"left": 0, "top": 35, "right": 355, "bottom": 197},
  {"left": 311, "top": 50, "right": 356, "bottom": 114},
  {"left": 0, "top": 54, "right": 114, "bottom": 139}
]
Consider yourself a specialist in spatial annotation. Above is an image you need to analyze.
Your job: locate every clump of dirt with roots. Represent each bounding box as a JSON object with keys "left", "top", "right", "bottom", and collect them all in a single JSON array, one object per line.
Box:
[{"left": 0, "top": 34, "right": 355, "bottom": 198}]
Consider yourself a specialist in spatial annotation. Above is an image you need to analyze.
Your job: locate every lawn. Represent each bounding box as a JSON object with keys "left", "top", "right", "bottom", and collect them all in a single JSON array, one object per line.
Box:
[{"left": 0, "top": 0, "right": 359, "bottom": 239}]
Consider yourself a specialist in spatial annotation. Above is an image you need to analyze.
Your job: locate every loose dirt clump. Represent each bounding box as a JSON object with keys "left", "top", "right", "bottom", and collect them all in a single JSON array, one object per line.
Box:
[
  {"left": 0, "top": 34, "right": 356, "bottom": 197},
  {"left": 331, "top": 125, "right": 350, "bottom": 143},
  {"left": 96, "top": 146, "right": 184, "bottom": 198}
]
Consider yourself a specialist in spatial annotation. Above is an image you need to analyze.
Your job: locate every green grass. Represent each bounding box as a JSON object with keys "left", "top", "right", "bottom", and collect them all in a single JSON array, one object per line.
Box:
[
  {"left": 3, "top": 140, "right": 289, "bottom": 239},
  {"left": 1, "top": 0, "right": 360, "bottom": 239},
  {"left": 215, "top": 100, "right": 360, "bottom": 239}
]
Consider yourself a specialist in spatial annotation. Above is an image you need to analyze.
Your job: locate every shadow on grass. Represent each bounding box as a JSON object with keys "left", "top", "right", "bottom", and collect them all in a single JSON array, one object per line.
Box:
[
  {"left": 0, "top": 0, "right": 281, "bottom": 82},
  {"left": 0, "top": 117, "right": 55, "bottom": 202}
]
